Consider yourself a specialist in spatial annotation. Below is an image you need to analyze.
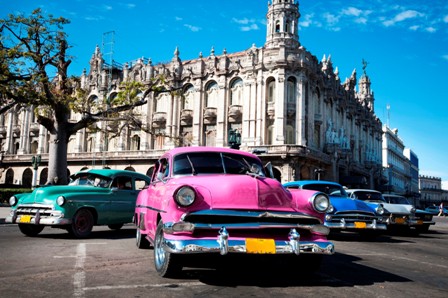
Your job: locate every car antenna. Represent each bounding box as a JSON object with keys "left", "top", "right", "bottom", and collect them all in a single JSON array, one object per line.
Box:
[{"left": 186, "top": 155, "right": 197, "bottom": 175}]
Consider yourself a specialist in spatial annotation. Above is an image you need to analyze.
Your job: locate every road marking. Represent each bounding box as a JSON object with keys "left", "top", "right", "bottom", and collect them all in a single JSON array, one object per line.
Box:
[
  {"left": 83, "top": 281, "right": 205, "bottom": 291},
  {"left": 73, "top": 243, "right": 86, "bottom": 297}
]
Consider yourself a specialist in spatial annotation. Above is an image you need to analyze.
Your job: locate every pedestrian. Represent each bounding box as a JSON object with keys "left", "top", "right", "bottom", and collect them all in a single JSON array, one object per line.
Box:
[{"left": 438, "top": 202, "right": 444, "bottom": 216}]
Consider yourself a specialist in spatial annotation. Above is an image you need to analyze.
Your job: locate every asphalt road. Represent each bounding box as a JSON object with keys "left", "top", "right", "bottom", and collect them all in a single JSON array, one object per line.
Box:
[{"left": 0, "top": 211, "right": 447, "bottom": 298}]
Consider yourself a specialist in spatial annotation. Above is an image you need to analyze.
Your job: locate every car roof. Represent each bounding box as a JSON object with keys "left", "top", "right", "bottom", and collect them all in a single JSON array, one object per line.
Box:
[
  {"left": 75, "top": 169, "right": 149, "bottom": 180},
  {"left": 345, "top": 189, "right": 381, "bottom": 193},
  {"left": 284, "top": 180, "right": 342, "bottom": 187},
  {"left": 161, "top": 146, "right": 261, "bottom": 160}
]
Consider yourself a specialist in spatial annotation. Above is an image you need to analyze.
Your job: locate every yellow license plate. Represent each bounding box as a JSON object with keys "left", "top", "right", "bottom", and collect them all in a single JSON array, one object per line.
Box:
[
  {"left": 19, "top": 215, "right": 32, "bottom": 223},
  {"left": 246, "top": 238, "right": 276, "bottom": 254},
  {"left": 395, "top": 217, "right": 406, "bottom": 224},
  {"left": 354, "top": 221, "right": 367, "bottom": 229}
]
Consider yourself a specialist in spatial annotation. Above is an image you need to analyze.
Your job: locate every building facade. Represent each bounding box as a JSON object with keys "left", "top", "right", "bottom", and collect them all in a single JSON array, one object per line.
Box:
[
  {"left": 0, "top": 0, "right": 384, "bottom": 188},
  {"left": 419, "top": 176, "right": 448, "bottom": 208}
]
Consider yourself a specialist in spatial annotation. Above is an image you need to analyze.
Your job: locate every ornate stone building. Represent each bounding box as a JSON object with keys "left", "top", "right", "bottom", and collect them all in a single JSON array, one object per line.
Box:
[{"left": 0, "top": 0, "right": 384, "bottom": 188}]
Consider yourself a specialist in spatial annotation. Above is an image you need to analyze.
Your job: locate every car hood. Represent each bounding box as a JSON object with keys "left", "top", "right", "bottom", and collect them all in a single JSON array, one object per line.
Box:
[
  {"left": 330, "top": 197, "right": 375, "bottom": 214},
  {"left": 368, "top": 201, "right": 413, "bottom": 215},
  {"left": 17, "top": 185, "right": 109, "bottom": 205},
  {"left": 175, "top": 174, "right": 304, "bottom": 212}
]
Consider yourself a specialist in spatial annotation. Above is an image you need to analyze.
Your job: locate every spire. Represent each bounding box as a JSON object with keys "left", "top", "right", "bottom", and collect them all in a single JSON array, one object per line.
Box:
[{"left": 265, "top": 0, "right": 300, "bottom": 48}]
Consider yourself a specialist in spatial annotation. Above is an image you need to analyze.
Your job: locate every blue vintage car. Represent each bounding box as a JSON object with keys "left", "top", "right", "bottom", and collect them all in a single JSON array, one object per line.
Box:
[
  {"left": 6, "top": 169, "right": 151, "bottom": 238},
  {"left": 283, "top": 180, "right": 387, "bottom": 234}
]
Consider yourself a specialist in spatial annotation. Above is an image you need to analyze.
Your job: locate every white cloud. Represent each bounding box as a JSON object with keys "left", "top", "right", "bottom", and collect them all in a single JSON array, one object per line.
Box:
[
  {"left": 126, "top": 4, "right": 136, "bottom": 9},
  {"left": 184, "top": 24, "right": 201, "bottom": 32},
  {"left": 425, "top": 27, "right": 436, "bottom": 33},
  {"left": 232, "top": 18, "right": 255, "bottom": 25},
  {"left": 342, "top": 7, "right": 362, "bottom": 17},
  {"left": 383, "top": 10, "right": 424, "bottom": 27},
  {"left": 323, "top": 12, "right": 340, "bottom": 26},
  {"left": 240, "top": 24, "right": 259, "bottom": 32},
  {"left": 232, "top": 18, "right": 259, "bottom": 31},
  {"left": 175, "top": 16, "right": 183, "bottom": 21},
  {"left": 300, "top": 14, "right": 314, "bottom": 28}
]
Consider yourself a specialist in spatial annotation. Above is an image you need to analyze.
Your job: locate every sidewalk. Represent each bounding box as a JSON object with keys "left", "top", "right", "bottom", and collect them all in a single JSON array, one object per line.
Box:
[{"left": 0, "top": 206, "right": 10, "bottom": 224}]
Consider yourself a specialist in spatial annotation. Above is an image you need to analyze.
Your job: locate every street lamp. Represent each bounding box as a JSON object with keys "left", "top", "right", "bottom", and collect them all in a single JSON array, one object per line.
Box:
[
  {"left": 31, "top": 154, "right": 41, "bottom": 188},
  {"left": 228, "top": 129, "right": 241, "bottom": 150}
]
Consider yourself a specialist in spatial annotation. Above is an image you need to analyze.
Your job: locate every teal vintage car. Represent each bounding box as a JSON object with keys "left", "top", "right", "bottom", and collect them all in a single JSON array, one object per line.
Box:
[{"left": 6, "top": 169, "right": 150, "bottom": 238}]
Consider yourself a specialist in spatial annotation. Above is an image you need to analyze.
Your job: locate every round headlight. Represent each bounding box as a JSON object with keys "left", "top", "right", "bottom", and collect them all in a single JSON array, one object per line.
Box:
[
  {"left": 311, "top": 193, "right": 330, "bottom": 213},
  {"left": 57, "top": 196, "right": 66, "bottom": 206},
  {"left": 174, "top": 186, "right": 196, "bottom": 207},
  {"left": 9, "top": 196, "right": 18, "bottom": 207},
  {"left": 376, "top": 204, "right": 384, "bottom": 215},
  {"left": 410, "top": 207, "right": 416, "bottom": 214}
]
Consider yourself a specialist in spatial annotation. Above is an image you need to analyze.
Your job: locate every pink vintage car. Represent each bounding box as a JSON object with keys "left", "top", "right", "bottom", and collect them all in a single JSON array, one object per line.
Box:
[{"left": 134, "top": 146, "right": 334, "bottom": 277}]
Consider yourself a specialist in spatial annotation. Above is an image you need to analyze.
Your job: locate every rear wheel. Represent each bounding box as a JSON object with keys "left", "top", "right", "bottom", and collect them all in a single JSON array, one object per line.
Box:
[
  {"left": 68, "top": 209, "right": 94, "bottom": 238},
  {"left": 108, "top": 223, "right": 124, "bottom": 230},
  {"left": 18, "top": 224, "right": 44, "bottom": 237},
  {"left": 154, "top": 221, "right": 182, "bottom": 277}
]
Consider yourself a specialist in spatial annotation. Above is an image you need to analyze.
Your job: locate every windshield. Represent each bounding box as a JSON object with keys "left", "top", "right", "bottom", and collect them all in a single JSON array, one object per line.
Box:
[
  {"left": 302, "top": 184, "right": 348, "bottom": 197},
  {"left": 173, "top": 152, "right": 265, "bottom": 176},
  {"left": 69, "top": 173, "right": 112, "bottom": 188},
  {"left": 351, "top": 191, "right": 386, "bottom": 203},
  {"left": 385, "top": 196, "right": 410, "bottom": 204}
]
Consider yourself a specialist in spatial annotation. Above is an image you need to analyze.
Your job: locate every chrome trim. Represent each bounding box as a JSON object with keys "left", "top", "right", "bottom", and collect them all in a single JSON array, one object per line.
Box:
[
  {"left": 5, "top": 214, "right": 71, "bottom": 225},
  {"left": 163, "top": 221, "right": 330, "bottom": 235},
  {"left": 325, "top": 219, "right": 387, "bottom": 230},
  {"left": 161, "top": 228, "right": 334, "bottom": 255}
]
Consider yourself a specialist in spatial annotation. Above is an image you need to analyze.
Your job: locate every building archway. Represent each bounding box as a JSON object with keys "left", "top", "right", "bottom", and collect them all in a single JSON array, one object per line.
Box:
[{"left": 22, "top": 168, "right": 33, "bottom": 188}]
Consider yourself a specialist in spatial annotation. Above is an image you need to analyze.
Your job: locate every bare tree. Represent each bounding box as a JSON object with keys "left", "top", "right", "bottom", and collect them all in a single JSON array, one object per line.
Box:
[{"left": 0, "top": 9, "right": 173, "bottom": 184}]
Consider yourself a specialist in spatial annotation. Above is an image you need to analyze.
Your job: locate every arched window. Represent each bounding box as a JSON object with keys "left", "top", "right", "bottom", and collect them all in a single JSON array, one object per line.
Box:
[
  {"left": 275, "top": 20, "right": 281, "bottom": 33},
  {"left": 287, "top": 77, "right": 296, "bottom": 103},
  {"left": 205, "top": 81, "right": 219, "bottom": 108},
  {"left": 131, "top": 135, "right": 141, "bottom": 151},
  {"left": 183, "top": 85, "right": 195, "bottom": 110},
  {"left": 230, "top": 78, "right": 243, "bottom": 106},
  {"left": 267, "top": 79, "right": 276, "bottom": 103}
]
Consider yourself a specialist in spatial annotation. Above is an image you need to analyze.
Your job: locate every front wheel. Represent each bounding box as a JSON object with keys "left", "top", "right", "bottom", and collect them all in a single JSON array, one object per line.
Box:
[
  {"left": 18, "top": 224, "right": 44, "bottom": 237},
  {"left": 154, "top": 221, "right": 182, "bottom": 277},
  {"left": 68, "top": 209, "right": 94, "bottom": 238},
  {"left": 136, "top": 227, "right": 150, "bottom": 249}
]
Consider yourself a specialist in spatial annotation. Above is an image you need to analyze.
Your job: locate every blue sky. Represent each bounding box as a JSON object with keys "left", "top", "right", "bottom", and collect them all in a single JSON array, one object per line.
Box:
[{"left": 2, "top": 0, "right": 448, "bottom": 188}]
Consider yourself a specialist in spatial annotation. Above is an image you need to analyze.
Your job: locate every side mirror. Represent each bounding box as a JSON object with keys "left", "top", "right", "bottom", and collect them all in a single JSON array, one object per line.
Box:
[{"left": 264, "top": 162, "right": 275, "bottom": 179}]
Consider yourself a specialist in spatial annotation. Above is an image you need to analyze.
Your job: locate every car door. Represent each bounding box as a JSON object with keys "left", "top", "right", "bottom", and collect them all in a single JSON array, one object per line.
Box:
[{"left": 109, "top": 176, "right": 136, "bottom": 223}]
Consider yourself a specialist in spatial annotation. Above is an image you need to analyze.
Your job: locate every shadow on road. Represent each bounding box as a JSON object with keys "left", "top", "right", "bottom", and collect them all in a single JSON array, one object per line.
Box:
[
  {"left": 165, "top": 252, "right": 411, "bottom": 288},
  {"left": 29, "top": 225, "right": 136, "bottom": 240}
]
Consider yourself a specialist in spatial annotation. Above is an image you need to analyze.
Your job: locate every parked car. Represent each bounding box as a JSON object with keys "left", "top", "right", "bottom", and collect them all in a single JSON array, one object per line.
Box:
[
  {"left": 6, "top": 169, "right": 151, "bottom": 238},
  {"left": 134, "top": 147, "right": 334, "bottom": 277},
  {"left": 345, "top": 189, "right": 420, "bottom": 231},
  {"left": 382, "top": 194, "right": 435, "bottom": 232},
  {"left": 283, "top": 180, "right": 387, "bottom": 235},
  {"left": 424, "top": 205, "right": 448, "bottom": 216}
]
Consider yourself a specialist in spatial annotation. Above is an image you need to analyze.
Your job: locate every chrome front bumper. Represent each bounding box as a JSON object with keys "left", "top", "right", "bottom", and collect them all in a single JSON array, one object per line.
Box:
[
  {"left": 325, "top": 219, "right": 387, "bottom": 230},
  {"left": 162, "top": 226, "right": 335, "bottom": 256},
  {"left": 5, "top": 209, "right": 71, "bottom": 225}
]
